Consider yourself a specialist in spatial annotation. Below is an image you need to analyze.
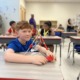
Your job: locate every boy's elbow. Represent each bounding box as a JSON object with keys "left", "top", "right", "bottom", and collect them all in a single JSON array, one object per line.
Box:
[
  {"left": 4, "top": 53, "right": 8, "bottom": 62},
  {"left": 4, "top": 52, "right": 11, "bottom": 62}
]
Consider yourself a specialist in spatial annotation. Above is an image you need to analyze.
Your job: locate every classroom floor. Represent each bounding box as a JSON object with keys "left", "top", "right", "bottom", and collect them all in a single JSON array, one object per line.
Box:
[{"left": 0, "top": 38, "right": 80, "bottom": 80}]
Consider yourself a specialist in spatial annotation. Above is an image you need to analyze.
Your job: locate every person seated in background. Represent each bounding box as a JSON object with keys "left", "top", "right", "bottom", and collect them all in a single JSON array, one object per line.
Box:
[
  {"left": 40, "top": 21, "right": 55, "bottom": 52},
  {"left": 4, "top": 21, "right": 55, "bottom": 65},
  {"left": 40, "top": 21, "right": 54, "bottom": 36},
  {"left": 54, "top": 24, "right": 64, "bottom": 37},
  {"left": 1, "top": 21, "right": 16, "bottom": 49},
  {"left": 74, "top": 25, "right": 78, "bottom": 32},
  {"left": 6, "top": 21, "right": 17, "bottom": 36},
  {"left": 67, "top": 18, "right": 74, "bottom": 32},
  {"left": 38, "top": 25, "right": 43, "bottom": 35},
  {"left": 57, "top": 24, "right": 64, "bottom": 31}
]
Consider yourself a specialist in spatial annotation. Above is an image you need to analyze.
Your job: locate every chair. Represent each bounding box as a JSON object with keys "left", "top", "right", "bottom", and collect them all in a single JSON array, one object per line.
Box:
[
  {"left": 55, "top": 32, "right": 62, "bottom": 37},
  {"left": 68, "top": 43, "right": 80, "bottom": 64}
]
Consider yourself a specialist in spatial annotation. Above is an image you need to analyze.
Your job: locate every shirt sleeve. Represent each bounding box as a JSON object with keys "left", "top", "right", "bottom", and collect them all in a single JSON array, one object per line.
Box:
[
  {"left": 8, "top": 28, "right": 11, "bottom": 33},
  {"left": 7, "top": 43, "right": 18, "bottom": 52}
]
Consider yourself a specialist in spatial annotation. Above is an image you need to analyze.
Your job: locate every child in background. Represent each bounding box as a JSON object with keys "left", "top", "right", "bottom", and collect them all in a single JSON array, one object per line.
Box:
[
  {"left": 6, "top": 21, "right": 17, "bottom": 36},
  {"left": 40, "top": 21, "right": 55, "bottom": 52},
  {"left": 38, "top": 25, "right": 43, "bottom": 35},
  {"left": 1, "top": 21, "right": 16, "bottom": 49},
  {"left": 58, "top": 24, "right": 64, "bottom": 31},
  {"left": 67, "top": 18, "right": 74, "bottom": 32},
  {"left": 4, "top": 21, "right": 55, "bottom": 65},
  {"left": 40, "top": 21, "right": 54, "bottom": 36},
  {"left": 54, "top": 24, "right": 64, "bottom": 37}
]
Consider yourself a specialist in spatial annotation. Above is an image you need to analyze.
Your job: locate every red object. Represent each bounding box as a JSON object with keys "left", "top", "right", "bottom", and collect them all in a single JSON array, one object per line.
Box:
[
  {"left": 46, "top": 55, "right": 54, "bottom": 62},
  {"left": 40, "top": 36, "right": 48, "bottom": 50},
  {"left": 29, "top": 44, "right": 33, "bottom": 48}
]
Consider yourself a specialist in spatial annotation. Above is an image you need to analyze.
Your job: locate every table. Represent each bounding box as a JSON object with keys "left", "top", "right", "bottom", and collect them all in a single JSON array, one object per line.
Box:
[
  {"left": 61, "top": 32, "right": 77, "bottom": 38},
  {"left": 37, "top": 36, "right": 62, "bottom": 45},
  {"left": 0, "top": 53, "right": 64, "bottom": 80},
  {"left": 61, "top": 32, "right": 77, "bottom": 45},
  {"left": 0, "top": 35, "right": 16, "bottom": 43}
]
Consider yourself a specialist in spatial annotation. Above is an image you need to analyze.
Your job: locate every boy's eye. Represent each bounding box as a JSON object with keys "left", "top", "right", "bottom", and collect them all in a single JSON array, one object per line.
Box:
[
  {"left": 28, "top": 31, "right": 31, "bottom": 33},
  {"left": 22, "top": 30, "right": 31, "bottom": 33},
  {"left": 23, "top": 31, "right": 26, "bottom": 33}
]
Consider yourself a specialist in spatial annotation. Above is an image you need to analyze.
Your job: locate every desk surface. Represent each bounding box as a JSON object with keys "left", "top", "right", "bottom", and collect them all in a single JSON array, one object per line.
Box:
[
  {"left": 62, "top": 32, "right": 77, "bottom": 34},
  {"left": 70, "top": 36, "right": 80, "bottom": 40},
  {"left": 61, "top": 32, "right": 77, "bottom": 38},
  {"left": 0, "top": 35, "right": 61, "bottom": 39},
  {"left": 37, "top": 36, "right": 62, "bottom": 39},
  {"left": 0, "top": 35, "right": 17, "bottom": 38},
  {"left": 0, "top": 53, "right": 63, "bottom": 80},
  {"left": 70, "top": 36, "right": 80, "bottom": 44}
]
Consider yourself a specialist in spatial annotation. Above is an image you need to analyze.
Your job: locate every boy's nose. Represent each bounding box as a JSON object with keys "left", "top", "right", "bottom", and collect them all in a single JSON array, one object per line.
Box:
[{"left": 26, "top": 32, "right": 30, "bottom": 35}]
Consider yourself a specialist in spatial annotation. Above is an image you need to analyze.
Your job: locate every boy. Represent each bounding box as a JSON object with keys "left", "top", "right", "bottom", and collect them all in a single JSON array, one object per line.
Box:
[
  {"left": 6, "top": 21, "right": 17, "bottom": 36},
  {"left": 4, "top": 21, "right": 55, "bottom": 65}
]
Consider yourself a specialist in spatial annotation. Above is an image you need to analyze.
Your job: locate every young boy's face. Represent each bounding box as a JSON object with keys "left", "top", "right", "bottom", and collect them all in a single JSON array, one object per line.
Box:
[{"left": 17, "top": 28, "right": 32, "bottom": 41}]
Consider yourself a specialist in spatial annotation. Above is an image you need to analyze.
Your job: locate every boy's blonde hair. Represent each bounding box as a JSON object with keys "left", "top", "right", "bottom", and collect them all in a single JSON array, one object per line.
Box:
[{"left": 15, "top": 21, "right": 33, "bottom": 31}]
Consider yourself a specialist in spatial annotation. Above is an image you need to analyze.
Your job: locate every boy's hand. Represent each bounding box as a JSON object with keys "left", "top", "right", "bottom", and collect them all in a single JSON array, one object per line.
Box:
[
  {"left": 31, "top": 55, "right": 48, "bottom": 65},
  {"left": 46, "top": 50, "right": 56, "bottom": 62},
  {"left": 46, "top": 50, "right": 53, "bottom": 56}
]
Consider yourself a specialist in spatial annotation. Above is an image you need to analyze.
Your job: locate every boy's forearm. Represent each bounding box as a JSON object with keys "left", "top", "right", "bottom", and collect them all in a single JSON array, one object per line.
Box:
[
  {"left": 36, "top": 45, "right": 48, "bottom": 54},
  {"left": 4, "top": 52, "right": 33, "bottom": 63}
]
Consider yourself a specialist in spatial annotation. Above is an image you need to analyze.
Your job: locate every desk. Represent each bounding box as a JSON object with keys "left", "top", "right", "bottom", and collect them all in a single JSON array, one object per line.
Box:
[
  {"left": 0, "top": 35, "right": 16, "bottom": 43},
  {"left": 61, "top": 32, "right": 77, "bottom": 38},
  {"left": 0, "top": 53, "right": 64, "bottom": 80},
  {"left": 0, "top": 36, "right": 62, "bottom": 65},
  {"left": 61, "top": 32, "right": 77, "bottom": 45},
  {"left": 37, "top": 36, "right": 62, "bottom": 45}
]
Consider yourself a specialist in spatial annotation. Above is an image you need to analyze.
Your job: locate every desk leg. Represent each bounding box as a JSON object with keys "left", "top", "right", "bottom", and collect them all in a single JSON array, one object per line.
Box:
[
  {"left": 73, "top": 44, "right": 75, "bottom": 64},
  {"left": 60, "top": 44, "right": 61, "bottom": 66},
  {"left": 67, "top": 42, "right": 72, "bottom": 58},
  {"left": 63, "top": 38, "right": 65, "bottom": 46},
  {"left": 55, "top": 45, "right": 57, "bottom": 54},
  {"left": 77, "top": 72, "right": 80, "bottom": 80}
]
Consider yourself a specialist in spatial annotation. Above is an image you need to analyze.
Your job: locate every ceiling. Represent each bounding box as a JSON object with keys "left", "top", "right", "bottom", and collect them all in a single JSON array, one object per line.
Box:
[{"left": 25, "top": 0, "right": 80, "bottom": 3}]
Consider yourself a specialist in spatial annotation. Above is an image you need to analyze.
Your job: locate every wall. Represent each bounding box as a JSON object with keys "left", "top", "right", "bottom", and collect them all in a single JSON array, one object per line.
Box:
[
  {"left": 0, "top": 0, "right": 20, "bottom": 34},
  {"left": 26, "top": 2, "right": 80, "bottom": 29}
]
